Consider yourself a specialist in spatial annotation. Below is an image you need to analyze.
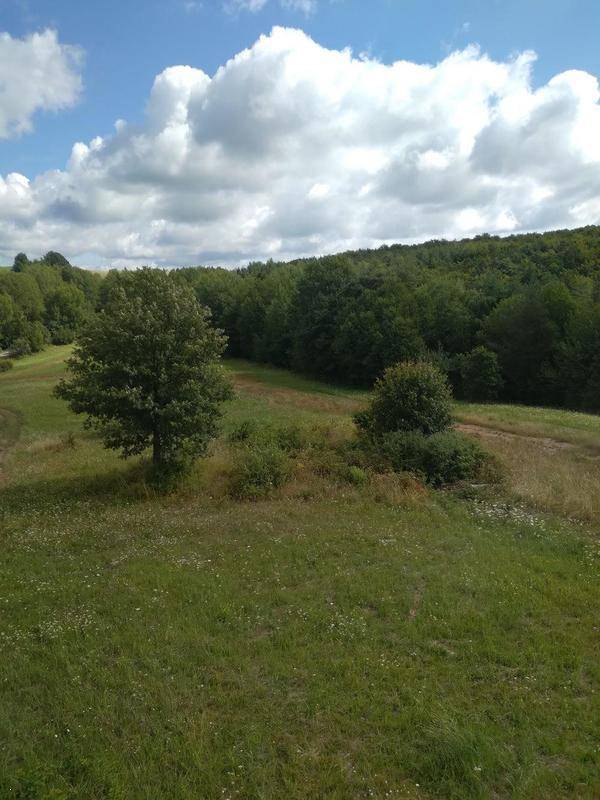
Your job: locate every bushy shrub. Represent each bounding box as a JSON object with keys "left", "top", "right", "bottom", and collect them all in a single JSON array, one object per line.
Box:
[
  {"left": 49, "top": 326, "right": 77, "bottom": 345},
  {"left": 9, "top": 337, "right": 32, "bottom": 358},
  {"left": 273, "top": 423, "right": 306, "bottom": 453},
  {"left": 380, "top": 429, "right": 490, "bottom": 486},
  {"left": 229, "top": 444, "right": 290, "bottom": 499},
  {"left": 0, "top": 359, "right": 14, "bottom": 373},
  {"left": 355, "top": 361, "right": 452, "bottom": 437}
]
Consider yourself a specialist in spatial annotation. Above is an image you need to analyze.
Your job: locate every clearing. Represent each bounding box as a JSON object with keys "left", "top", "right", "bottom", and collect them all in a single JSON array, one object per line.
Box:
[{"left": 0, "top": 348, "right": 598, "bottom": 799}]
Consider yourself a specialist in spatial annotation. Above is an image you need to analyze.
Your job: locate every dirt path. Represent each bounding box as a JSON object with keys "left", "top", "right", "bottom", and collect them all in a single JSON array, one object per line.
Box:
[{"left": 456, "top": 422, "right": 576, "bottom": 452}]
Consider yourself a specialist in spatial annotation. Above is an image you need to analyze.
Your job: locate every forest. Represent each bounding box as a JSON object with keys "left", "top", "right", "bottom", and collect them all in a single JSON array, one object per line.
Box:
[
  {"left": 0, "top": 251, "right": 101, "bottom": 356},
  {"left": 3, "top": 224, "right": 600, "bottom": 410}
]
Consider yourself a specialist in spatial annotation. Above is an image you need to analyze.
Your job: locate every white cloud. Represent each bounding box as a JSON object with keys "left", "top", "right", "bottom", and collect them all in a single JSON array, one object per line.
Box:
[
  {"left": 1, "top": 26, "right": 600, "bottom": 267},
  {"left": 0, "top": 29, "right": 82, "bottom": 138}
]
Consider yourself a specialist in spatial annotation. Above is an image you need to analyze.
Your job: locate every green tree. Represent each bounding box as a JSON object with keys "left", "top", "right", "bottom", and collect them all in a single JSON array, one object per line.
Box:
[
  {"left": 0, "top": 292, "right": 18, "bottom": 348},
  {"left": 290, "top": 257, "right": 354, "bottom": 379},
  {"left": 484, "top": 290, "right": 555, "bottom": 404},
  {"left": 55, "top": 268, "right": 232, "bottom": 481},
  {"left": 458, "top": 346, "right": 503, "bottom": 402},
  {"left": 0, "top": 271, "right": 44, "bottom": 320},
  {"left": 355, "top": 361, "right": 452, "bottom": 436},
  {"left": 43, "top": 251, "right": 71, "bottom": 268},
  {"left": 12, "top": 252, "right": 28, "bottom": 272},
  {"left": 44, "top": 283, "right": 88, "bottom": 343}
]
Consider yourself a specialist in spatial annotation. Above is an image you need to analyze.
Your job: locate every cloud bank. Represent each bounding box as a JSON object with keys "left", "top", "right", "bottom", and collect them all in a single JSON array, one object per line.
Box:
[
  {"left": 1, "top": 27, "right": 599, "bottom": 266},
  {"left": 0, "top": 29, "right": 82, "bottom": 139}
]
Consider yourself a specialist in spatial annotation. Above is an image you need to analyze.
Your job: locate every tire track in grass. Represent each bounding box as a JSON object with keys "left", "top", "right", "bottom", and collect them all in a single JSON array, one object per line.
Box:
[{"left": 455, "top": 422, "right": 577, "bottom": 452}]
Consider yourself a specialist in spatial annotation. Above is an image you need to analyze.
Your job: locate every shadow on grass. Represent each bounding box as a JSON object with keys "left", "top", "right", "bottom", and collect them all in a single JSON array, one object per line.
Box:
[{"left": 0, "top": 459, "right": 154, "bottom": 516}]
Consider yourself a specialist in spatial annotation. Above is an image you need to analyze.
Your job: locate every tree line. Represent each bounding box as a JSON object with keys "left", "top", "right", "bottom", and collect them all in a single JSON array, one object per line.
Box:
[
  {"left": 166, "top": 225, "right": 600, "bottom": 411},
  {"left": 3, "top": 224, "right": 600, "bottom": 411},
  {"left": 0, "top": 252, "right": 101, "bottom": 356}
]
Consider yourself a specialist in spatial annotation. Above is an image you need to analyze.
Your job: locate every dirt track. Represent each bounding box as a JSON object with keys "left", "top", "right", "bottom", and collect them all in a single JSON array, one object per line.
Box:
[{"left": 455, "top": 422, "right": 576, "bottom": 453}]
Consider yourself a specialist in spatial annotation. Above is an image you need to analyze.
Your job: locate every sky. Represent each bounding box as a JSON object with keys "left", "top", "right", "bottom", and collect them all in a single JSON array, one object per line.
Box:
[{"left": 0, "top": 0, "right": 599, "bottom": 267}]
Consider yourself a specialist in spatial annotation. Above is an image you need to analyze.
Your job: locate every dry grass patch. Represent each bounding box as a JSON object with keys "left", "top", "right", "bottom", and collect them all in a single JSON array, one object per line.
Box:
[
  {"left": 468, "top": 433, "right": 600, "bottom": 523},
  {"left": 232, "top": 374, "right": 363, "bottom": 416}
]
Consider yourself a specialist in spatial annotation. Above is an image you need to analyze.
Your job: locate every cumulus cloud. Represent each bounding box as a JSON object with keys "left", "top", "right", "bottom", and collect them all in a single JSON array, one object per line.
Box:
[
  {"left": 0, "top": 29, "right": 82, "bottom": 138},
  {"left": 1, "top": 26, "right": 599, "bottom": 266}
]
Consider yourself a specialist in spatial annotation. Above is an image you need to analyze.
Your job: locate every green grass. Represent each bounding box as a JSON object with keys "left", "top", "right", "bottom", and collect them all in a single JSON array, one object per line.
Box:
[
  {"left": 225, "top": 358, "right": 368, "bottom": 399},
  {"left": 455, "top": 401, "right": 600, "bottom": 449},
  {"left": 1, "top": 349, "right": 599, "bottom": 799}
]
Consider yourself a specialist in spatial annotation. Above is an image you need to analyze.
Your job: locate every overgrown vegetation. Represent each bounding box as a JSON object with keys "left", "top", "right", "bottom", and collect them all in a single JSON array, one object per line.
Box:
[
  {"left": 353, "top": 361, "right": 493, "bottom": 486},
  {"left": 1, "top": 348, "right": 599, "bottom": 799}
]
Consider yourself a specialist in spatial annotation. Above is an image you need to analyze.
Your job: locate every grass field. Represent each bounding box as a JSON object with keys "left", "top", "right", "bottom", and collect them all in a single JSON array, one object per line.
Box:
[{"left": 1, "top": 349, "right": 599, "bottom": 799}]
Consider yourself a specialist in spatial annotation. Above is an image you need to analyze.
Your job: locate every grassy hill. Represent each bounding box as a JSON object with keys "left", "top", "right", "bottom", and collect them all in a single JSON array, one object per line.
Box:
[{"left": 1, "top": 349, "right": 599, "bottom": 799}]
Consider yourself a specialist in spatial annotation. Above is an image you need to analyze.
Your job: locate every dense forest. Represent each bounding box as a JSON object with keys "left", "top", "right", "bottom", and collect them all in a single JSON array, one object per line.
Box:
[
  {"left": 172, "top": 224, "right": 600, "bottom": 411},
  {"left": 0, "top": 252, "right": 101, "bottom": 356},
  {"left": 3, "top": 224, "right": 600, "bottom": 410}
]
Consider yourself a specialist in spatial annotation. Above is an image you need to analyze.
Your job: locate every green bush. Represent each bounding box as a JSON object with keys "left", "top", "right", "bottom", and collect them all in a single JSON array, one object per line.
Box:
[
  {"left": 229, "top": 444, "right": 290, "bottom": 499},
  {"left": 9, "top": 337, "right": 32, "bottom": 358},
  {"left": 49, "top": 325, "right": 77, "bottom": 345},
  {"left": 380, "top": 429, "right": 490, "bottom": 486},
  {"left": 355, "top": 361, "right": 453, "bottom": 437},
  {"left": 273, "top": 423, "right": 306, "bottom": 453},
  {"left": 0, "top": 359, "right": 14, "bottom": 373}
]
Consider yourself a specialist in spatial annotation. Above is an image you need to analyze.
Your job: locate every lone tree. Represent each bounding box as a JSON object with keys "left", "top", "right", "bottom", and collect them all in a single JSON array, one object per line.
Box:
[{"left": 55, "top": 268, "right": 232, "bottom": 482}]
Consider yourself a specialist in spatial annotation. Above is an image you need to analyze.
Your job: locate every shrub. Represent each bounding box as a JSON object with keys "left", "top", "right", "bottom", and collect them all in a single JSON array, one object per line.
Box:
[
  {"left": 273, "top": 423, "right": 306, "bottom": 453},
  {"left": 229, "top": 444, "right": 290, "bottom": 499},
  {"left": 50, "top": 326, "right": 77, "bottom": 345},
  {"left": 0, "top": 359, "right": 14, "bottom": 373},
  {"left": 380, "top": 429, "right": 490, "bottom": 486},
  {"left": 10, "top": 337, "right": 32, "bottom": 358},
  {"left": 355, "top": 361, "right": 452, "bottom": 437},
  {"left": 343, "top": 465, "right": 369, "bottom": 486}
]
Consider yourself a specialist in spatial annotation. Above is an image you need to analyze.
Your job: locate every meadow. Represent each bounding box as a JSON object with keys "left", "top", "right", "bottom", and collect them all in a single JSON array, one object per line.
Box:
[{"left": 1, "top": 348, "right": 599, "bottom": 799}]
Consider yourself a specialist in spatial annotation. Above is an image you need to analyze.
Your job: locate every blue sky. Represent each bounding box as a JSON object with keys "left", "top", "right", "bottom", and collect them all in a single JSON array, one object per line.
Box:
[
  {"left": 2, "top": 0, "right": 599, "bottom": 177},
  {"left": 0, "top": 0, "right": 599, "bottom": 266}
]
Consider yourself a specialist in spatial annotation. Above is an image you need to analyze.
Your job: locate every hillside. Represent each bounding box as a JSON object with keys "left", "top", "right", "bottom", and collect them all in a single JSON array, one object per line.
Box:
[
  {"left": 1, "top": 348, "right": 598, "bottom": 799},
  {"left": 3, "top": 225, "right": 600, "bottom": 412},
  {"left": 169, "top": 224, "right": 600, "bottom": 411}
]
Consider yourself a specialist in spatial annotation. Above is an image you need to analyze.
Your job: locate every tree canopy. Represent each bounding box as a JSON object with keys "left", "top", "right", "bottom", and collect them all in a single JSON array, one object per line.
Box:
[{"left": 55, "top": 268, "right": 232, "bottom": 481}]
